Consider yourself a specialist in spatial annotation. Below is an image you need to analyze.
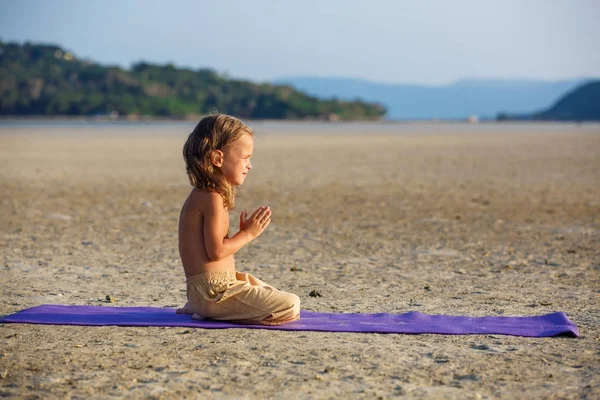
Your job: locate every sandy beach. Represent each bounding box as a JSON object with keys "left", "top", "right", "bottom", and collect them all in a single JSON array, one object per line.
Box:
[{"left": 1, "top": 122, "right": 599, "bottom": 399}]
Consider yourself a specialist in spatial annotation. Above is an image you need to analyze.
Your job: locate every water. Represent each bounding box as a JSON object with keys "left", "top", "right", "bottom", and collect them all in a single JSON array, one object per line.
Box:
[{"left": 0, "top": 119, "right": 598, "bottom": 135}]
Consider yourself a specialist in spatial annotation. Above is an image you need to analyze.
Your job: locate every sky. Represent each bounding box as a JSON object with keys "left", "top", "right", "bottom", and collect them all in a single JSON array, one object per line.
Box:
[{"left": 1, "top": 0, "right": 599, "bottom": 85}]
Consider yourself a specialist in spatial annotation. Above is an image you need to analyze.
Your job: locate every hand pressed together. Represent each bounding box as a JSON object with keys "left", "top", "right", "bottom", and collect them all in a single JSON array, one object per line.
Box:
[{"left": 240, "top": 206, "right": 271, "bottom": 239}]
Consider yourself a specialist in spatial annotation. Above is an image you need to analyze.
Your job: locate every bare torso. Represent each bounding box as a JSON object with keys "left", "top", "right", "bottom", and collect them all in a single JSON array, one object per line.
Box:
[{"left": 178, "top": 189, "right": 234, "bottom": 277}]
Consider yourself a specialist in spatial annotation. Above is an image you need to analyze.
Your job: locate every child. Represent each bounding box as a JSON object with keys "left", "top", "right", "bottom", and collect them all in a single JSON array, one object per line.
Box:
[{"left": 176, "top": 114, "right": 300, "bottom": 325}]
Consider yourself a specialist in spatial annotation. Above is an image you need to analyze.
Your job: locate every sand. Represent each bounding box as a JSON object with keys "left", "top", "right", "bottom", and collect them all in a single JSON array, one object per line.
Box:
[{"left": 0, "top": 123, "right": 599, "bottom": 399}]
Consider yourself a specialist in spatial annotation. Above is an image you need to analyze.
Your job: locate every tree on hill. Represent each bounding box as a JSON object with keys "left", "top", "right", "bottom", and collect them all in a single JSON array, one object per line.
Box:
[
  {"left": 0, "top": 41, "right": 386, "bottom": 120},
  {"left": 497, "top": 81, "right": 600, "bottom": 122},
  {"left": 533, "top": 81, "right": 600, "bottom": 121}
]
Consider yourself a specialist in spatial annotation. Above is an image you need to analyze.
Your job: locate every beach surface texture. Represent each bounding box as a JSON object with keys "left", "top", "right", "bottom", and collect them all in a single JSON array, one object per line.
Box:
[{"left": 1, "top": 122, "right": 598, "bottom": 398}]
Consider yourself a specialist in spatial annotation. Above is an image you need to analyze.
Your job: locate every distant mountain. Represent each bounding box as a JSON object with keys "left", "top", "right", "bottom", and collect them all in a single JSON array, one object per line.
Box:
[
  {"left": 0, "top": 41, "right": 385, "bottom": 120},
  {"left": 275, "top": 76, "right": 590, "bottom": 120},
  {"left": 525, "top": 81, "right": 600, "bottom": 121}
]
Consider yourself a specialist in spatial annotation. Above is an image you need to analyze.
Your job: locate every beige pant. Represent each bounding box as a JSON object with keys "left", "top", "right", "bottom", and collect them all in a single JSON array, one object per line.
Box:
[{"left": 185, "top": 271, "right": 300, "bottom": 325}]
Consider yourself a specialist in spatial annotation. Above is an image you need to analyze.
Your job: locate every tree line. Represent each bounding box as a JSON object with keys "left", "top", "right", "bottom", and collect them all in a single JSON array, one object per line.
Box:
[{"left": 0, "top": 41, "right": 386, "bottom": 120}]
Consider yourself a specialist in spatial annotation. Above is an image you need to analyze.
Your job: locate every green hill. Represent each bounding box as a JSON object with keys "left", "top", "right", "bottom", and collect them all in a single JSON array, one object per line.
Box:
[
  {"left": 0, "top": 41, "right": 386, "bottom": 120},
  {"left": 532, "top": 81, "right": 600, "bottom": 121},
  {"left": 498, "top": 81, "right": 600, "bottom": 122}
]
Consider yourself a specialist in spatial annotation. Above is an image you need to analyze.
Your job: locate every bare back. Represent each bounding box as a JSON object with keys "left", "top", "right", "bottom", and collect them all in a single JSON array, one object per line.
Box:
[{"left": 178, "top": 188, "right": 234, "bottom": 277}]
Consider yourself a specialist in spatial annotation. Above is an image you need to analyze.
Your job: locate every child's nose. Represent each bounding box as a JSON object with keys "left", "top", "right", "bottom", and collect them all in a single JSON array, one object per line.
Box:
[{"left": 247, "top": 161, "right": 252, "bottom": 170}]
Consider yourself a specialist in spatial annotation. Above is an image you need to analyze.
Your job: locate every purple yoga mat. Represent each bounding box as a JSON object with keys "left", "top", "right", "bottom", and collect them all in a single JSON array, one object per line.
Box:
[{"left": 0, "top": 305, "right": 578, "bottom": 337}]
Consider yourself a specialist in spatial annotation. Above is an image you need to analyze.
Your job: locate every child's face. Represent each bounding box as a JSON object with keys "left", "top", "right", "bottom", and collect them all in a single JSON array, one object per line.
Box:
[{"left": 219, "top": 134, "right": 253, "bottom": 186}]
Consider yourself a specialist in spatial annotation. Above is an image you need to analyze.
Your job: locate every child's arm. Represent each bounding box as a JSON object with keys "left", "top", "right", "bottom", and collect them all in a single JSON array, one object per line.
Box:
[{"left": 203, "top": 192, "right": 271, "bottom": 261}]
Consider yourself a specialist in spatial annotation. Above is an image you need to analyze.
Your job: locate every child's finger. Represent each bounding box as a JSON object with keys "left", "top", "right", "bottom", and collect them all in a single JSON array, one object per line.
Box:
[
  {"left": 258, "top": 206, "right": 270, "bottom": 217},
  {"left": 251, "top": 206, "right": 267, "bottom": 220},
  {"left": 260, "top": 210, "right": 270, "bottom": 223}
]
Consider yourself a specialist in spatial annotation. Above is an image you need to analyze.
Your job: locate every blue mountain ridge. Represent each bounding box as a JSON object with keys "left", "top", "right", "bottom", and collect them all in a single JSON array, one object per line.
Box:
[{"left": 275, "top": 76, "right": 591, "bottom": 120}]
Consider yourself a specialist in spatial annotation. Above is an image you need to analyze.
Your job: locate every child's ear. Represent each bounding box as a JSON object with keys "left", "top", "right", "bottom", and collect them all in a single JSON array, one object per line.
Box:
[{"left": 211, "top": 150, "right": 224, "bottom": 167}]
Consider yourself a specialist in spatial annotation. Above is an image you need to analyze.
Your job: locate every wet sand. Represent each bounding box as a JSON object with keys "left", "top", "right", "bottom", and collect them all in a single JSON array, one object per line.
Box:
[{"left": 1, "top": 124, "right": 599, "bottom": 398}]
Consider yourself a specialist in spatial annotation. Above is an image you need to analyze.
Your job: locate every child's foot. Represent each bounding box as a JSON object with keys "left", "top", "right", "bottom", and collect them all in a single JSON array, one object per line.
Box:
[
  {"left": 176, "top": 303, "right": 194, "bottom": 314},
  {"left": 192, "top": 313, "right": 207, "bottom": 321}
]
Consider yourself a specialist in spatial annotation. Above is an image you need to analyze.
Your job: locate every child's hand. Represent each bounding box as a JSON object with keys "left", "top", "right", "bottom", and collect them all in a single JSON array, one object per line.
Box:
[{"left": 240, "top": 206, "right": 271, "bottom": 240}]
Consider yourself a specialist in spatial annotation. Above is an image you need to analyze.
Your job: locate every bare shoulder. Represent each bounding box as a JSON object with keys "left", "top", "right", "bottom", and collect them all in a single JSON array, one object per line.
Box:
[{"left": 188, "top": 188, "right": 225, "bottom": 215}]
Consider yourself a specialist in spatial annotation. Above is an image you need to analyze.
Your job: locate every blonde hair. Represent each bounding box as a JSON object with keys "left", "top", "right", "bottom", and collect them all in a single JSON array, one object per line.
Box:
[{"left": 183, "top": 114, "right": 253, "bottom": 209}]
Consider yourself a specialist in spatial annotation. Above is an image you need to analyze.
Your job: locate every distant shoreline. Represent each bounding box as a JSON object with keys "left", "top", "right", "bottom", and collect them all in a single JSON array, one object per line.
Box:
[{"left": 0, "top": 115, "right": 593, "bottom": 125}]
